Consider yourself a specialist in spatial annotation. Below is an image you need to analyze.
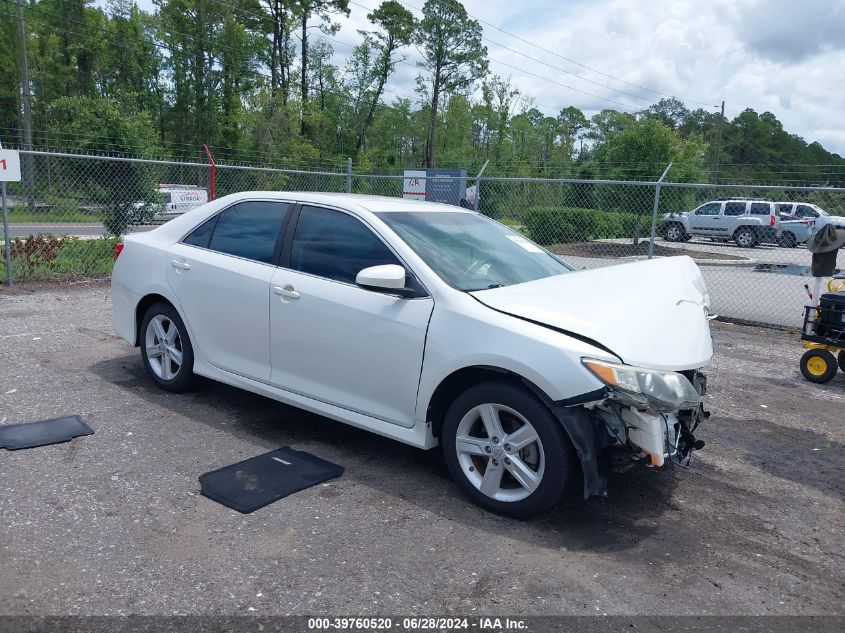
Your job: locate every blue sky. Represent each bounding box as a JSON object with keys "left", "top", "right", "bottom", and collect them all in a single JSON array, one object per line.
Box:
[{"left": 111, "top": 0, "right": 845, "bottom": 155}]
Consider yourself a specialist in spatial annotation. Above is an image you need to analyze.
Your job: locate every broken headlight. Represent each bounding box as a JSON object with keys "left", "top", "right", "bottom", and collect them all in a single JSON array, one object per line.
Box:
[{"left": 581, "top": 358, "right": 701, "bottom": 413}]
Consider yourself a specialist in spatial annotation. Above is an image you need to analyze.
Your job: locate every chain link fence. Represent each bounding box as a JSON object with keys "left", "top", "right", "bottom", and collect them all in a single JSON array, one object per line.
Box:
[{"left": 3, "top": 150, "right": 844, "bottom": 328}]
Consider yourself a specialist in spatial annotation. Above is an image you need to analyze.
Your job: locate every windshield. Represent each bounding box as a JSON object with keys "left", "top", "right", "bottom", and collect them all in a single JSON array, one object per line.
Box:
[{"left": 376, "top": 211, "right": 571, "bottom": 291}]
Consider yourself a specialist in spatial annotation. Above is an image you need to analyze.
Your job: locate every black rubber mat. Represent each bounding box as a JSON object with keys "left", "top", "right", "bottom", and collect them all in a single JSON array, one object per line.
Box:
[
  {"left": 199, "top": 447, "right": 344, "bottom": 513},
  {"left": 0, "top": 415, "right": 94, "bottom": 450}
]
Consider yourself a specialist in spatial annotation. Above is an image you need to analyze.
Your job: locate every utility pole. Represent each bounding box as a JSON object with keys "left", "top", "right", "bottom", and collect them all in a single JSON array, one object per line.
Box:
[
  {"left": 16, "top": 0, "right": 34, "bottom": 209},
  {"left": 712, "top": 100, "right": 725, "bottom": 185}
]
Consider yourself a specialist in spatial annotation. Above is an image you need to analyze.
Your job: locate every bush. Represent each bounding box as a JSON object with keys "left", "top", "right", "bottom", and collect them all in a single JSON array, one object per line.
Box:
[
  {"left": 523, "top": 206, "right": 651, "bottom": 245},
  {"left": 101, "top": 206, "right": 134, "bottom": 237}
]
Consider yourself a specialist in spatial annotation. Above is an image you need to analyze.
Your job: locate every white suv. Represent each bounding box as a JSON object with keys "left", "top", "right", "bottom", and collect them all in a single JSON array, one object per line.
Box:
[
  {"left": 778, "top": 202, "right": 845, "bottom": 230},
  {"left": 112, "top": 192, "right": 712, "bottom": 518}
]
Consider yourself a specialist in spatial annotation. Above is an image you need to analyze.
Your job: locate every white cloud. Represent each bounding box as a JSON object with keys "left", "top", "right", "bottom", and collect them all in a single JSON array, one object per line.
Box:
[{"left": 334, "top": 0, "right": 845, "bottom": 155}]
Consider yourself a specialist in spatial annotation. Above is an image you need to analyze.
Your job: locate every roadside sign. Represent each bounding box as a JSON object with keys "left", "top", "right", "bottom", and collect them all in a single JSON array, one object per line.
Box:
[
  {"left": 0, "top": 149, "right": 21, "bottom": 182},
  {"left": 403, "top": 170, "right": 426, "bottom": 200}
]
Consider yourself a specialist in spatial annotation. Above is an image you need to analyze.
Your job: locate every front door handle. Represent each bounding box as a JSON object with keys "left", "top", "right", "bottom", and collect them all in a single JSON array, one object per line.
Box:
[
  {"left": 272, "top": 284, "right": 300, "bottom": 300},
  {"left": 171, "top": 259, "right": 191, "bottom": 271}
]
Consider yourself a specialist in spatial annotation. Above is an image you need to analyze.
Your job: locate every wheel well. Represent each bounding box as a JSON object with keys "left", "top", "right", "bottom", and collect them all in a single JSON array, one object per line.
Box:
[
  {"left": 134, "top": 294, "right": 174, "bottom": 346},
  {"left": 733, "top": 225, "right": 755, "bottom": 236},
  {"left": 427, "top": 366, "right": 552, "bottom": 438}
]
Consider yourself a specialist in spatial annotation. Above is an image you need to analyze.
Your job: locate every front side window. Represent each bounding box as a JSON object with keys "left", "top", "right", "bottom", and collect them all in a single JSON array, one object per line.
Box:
[
  {"left": 724, "top": 202, "right": 747, "bottom": 216},
  {"left": 290, "top": 206, "right": 400, "bottom": 284},
  {"left": 695, "top": 202, "right": 721, "bottom": 216},
  {"left": 376, "top": 211, "right": 571, "bottom": 292},
  {"left": 183, "top": 201, "right": 290, "bottom": 263},
  {"left": 750, "top": 202, "right": 771, "bottom": 215}
]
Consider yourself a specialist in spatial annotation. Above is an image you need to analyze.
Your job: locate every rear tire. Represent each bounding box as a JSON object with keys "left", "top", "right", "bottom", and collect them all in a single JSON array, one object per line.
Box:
[
  {"left": 734, "top": 227, "right": 757, "bottom": 248},
  {"left": 800, "top": 349, "right": 837, "bottom": 383},
  {"left": 838, "top": 351, "right": 845, "bottom": 374},
  {"left": 441, "top": 381, "right": 576, "bottom": 519},
  {"left": 777, "top": 232, "right": 797, "bottom": 248},
  {"left": 140, "top": 302, "right": 196, "bottom": 392}
]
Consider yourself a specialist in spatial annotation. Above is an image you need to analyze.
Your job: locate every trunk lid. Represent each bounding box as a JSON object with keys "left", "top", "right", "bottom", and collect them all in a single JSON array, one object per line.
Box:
[{"left": 471, "top": 256, "right": 713, "bottom": 371}]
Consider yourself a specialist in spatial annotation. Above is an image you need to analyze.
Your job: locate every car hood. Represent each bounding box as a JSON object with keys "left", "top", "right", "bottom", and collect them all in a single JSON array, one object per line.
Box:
[{"left": 471, "top": 256, "right": 713, "bottom": 371}]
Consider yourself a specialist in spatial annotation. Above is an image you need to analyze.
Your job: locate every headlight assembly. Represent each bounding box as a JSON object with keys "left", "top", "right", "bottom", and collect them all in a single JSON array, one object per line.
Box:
[{"left": 581, "top": 358, "right": 701, "bottom": 412}]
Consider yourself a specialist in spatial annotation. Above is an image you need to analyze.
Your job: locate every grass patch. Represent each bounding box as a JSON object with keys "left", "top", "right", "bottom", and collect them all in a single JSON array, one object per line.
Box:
[
  {"left": 6, "top": 207, "right": 101, "bottom": 223},
  {"left": 0, "top": 235, "right": 117, "bottom": 283}
]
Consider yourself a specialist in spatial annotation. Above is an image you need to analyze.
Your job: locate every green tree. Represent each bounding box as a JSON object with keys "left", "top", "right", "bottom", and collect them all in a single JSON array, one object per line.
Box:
[
  {"left": 296, "top": 0, "right": 350, "bottom": 135},
  {"left": 353, "top": 1, "right": 414, "bottom": 152},
  {"left": 415, "top": 0, "right": 487, "bottom": 167},
  {"left": 641, "top": 97, "right": 690, "bottom": 129},
  {"left": 48, "top": 96, "right": 160, "bottom": 235}
]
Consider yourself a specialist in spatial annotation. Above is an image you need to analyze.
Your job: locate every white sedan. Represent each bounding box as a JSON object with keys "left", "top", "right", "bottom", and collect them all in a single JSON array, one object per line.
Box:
[{"left": 112, "top": 192, "right": 713, "bottom": 518}]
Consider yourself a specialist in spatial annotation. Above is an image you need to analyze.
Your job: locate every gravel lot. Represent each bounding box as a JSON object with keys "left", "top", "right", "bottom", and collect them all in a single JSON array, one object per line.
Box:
[{"left": 0, "top": 281, "right": 843, "bottom": 616}]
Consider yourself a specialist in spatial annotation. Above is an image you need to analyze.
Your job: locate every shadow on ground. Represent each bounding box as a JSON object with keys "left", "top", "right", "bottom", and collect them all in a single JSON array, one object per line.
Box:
[{"left": 89, "top": 354, "right": 692, "bottom": 558}]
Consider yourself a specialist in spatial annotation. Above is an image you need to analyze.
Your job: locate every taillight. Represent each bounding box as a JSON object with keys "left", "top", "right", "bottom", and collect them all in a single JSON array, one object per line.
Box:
[
  {"left": 114, "top": 242, "right": 124, "bottom": 260},
  {"left": 770, "top": 214, "right": 776, "bottom": 227}
]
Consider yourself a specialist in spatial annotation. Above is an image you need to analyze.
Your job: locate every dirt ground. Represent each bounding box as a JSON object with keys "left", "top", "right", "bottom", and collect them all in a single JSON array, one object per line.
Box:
[{"left": 0, "top": 281, "right": 843, "bottom": 616}]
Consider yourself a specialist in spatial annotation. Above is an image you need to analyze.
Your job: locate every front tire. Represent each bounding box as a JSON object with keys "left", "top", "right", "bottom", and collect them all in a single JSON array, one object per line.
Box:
[
  {"left": 838, "top": 350, "right": 845, "bottom": 374},
  {"left": 441, "top": 381, "right": 576, "bottom": 519},
  {"left": 140, "top": 302, "right": 196, "bottom": 392},
  {"left": 663, "top": 223, "right": 686, "bottom": 242}
]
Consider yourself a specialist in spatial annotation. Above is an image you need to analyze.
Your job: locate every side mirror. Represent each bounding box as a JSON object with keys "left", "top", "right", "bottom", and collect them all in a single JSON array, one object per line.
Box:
[{"left": 356, "top": 264, "right": 407, "bottom": 291}]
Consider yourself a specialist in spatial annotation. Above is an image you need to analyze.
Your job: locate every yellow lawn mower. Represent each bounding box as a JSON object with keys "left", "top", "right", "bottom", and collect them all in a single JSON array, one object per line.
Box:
[{"left": 800, "top": 224, "right": 845, "bottom": 383}]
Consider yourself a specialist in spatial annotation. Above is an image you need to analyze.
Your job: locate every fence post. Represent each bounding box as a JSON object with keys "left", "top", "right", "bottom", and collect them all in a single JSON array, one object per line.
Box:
[
  {"left": 1, "top": 180, "right": 9, "bottom": 286},
  {"left": 202, "top": 145, "right": 216, "bottom": 200},
  {"left": 0, "top": 139, "right": 11, "bottom": 286},
  {"left": 473, "top": 177, "right": 481, "bottom": 212},
  {"left": 346, "top": 158, "right": 352, "bottom": 193},
  {"left": 648, "top": 163, "right": 673, "bottom": 259}
]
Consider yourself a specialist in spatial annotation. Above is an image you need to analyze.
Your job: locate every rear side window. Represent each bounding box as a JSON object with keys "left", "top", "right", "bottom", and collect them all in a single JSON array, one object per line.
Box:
[
  {"left": 183, "top": 216, "right": 217, "bottom": 248},
  {"left": 724, "top": 202, "right": 746, "bottom": 216},
  {"left": 184, "top": 201, "right": 290, "bottom": 263},
  {"left": 777, "top": 203, "right": 794, "bottom": 215},
  {"left": 290, "top": 206, "right": 400, "bottom": 284},
  {"left": 750, "top": 202, "right": 771, "bottom": 215}
]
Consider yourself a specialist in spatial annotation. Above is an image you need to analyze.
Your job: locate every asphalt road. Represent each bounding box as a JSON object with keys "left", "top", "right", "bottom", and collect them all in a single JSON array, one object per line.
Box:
[{"left": 0, "top": 282, "right": 842, "bottom": 616}]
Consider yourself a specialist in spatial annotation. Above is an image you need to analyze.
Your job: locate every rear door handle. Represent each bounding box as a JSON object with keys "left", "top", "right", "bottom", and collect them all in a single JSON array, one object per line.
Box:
[
  {"left": 171, "top": 259, "right": 191, "bottom": 271},
  {"left": 272, "top": 284, "right": 300, "bottom": 300}
]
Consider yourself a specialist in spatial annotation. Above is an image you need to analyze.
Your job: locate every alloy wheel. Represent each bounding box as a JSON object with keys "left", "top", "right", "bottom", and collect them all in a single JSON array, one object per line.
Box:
[
  {"left": 144, "top": 314, "right": 184, "bottom": 381},
  {"left": 454, "top": 403, "right": 545, "bottom": 502},
  {"left": 666, "top": 225, "right": 681, "bottom": 241}
]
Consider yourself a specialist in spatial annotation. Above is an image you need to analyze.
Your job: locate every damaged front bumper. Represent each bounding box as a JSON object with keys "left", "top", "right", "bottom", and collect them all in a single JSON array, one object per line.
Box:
[{"left": 552, "top": 370, "right": 710, "bottom": 499}]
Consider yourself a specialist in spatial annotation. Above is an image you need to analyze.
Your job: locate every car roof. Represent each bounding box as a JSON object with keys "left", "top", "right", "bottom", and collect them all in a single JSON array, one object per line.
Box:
[
  {"left": 217, "top": 191, "right": 473, "bottom": 214},
  {"left": 712, "top": 198, "right": 776, "bottom": 203}
]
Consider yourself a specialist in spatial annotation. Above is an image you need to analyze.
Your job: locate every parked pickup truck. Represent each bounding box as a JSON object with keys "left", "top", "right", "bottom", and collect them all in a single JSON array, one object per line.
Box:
[{"left": 662, "top": 199, "right": 780, "bottom": 248}]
